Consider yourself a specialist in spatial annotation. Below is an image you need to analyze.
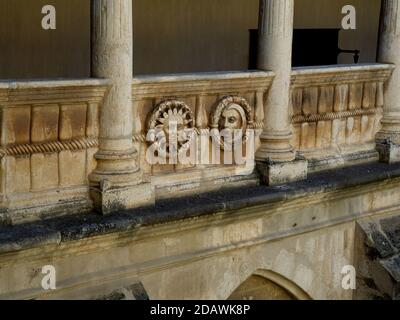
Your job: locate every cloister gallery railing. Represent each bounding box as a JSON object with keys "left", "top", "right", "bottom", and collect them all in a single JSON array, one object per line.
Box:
[
  {"left": 290, "top": 64, "right": 394, "bottom": 171},
  {"left": 0, "top": 64, "right": 394, "bottom": 224}
]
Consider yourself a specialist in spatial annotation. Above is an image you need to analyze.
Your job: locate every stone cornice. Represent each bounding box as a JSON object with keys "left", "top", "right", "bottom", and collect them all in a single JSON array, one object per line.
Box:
[
  {"left": 0, "top": 79, "right": 109, "bottom": 105},
  {"left": 291, "top": 63, "right": 395, "bottom": 88},
  {"left": 132, "top": 71, "right": 275, "bottom": 98}
]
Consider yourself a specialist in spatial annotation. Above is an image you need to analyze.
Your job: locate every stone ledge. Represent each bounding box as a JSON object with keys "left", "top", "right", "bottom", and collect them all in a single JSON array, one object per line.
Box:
[
  {"left": 0, "top": 78, "right": 109, "bottom": 89},
  {"left": 291, "top": 63, "right": 394, "bottom": 87},
  {"left": 0, "top": 225, "right": 60, "bottom": 254},
  {"left": 1, "top": 162, "right": 400, "bottom": 254}
]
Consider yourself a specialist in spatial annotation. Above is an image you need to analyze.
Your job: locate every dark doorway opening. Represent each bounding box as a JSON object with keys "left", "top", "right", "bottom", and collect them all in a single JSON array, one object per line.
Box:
[{"left": 248, "top": 28, "right": 360, "bottom": 68}]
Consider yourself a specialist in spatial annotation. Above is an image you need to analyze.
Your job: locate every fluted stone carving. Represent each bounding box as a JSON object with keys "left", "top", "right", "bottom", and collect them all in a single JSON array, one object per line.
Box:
[
  {"left": 377, "top": 0, "right": 400, "bottom": 163},
  {"left": 256, "top": 0, "right": 307, "bottom": 185},
  {"left": 90, "top": 0, "right": 154, "bottom": 214}
]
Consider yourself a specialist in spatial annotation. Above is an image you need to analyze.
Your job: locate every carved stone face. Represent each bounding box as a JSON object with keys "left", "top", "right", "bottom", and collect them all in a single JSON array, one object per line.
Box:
[{"left": 219, "top": 104, "right": 246, "bottom": 132}]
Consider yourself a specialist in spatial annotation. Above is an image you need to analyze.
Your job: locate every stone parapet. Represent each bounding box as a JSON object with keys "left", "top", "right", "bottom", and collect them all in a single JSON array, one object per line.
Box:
[
  {"left": 132, "top": 71, "right": 274, "bottom": 198},
  {"left": 0, "top": 79, "right": 108, "bottom": 224},
  {"left": 290, "top": 64, "right": 394, "bottom": 172}
]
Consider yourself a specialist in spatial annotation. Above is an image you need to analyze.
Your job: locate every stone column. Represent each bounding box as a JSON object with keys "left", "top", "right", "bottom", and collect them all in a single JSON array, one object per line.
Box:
[
  {"left": 255, "top": 0, "right": 307, "bottom": 185},
  {"left": 376, "top": 0, "right": 400, "bottom": 163},
  {"left": 90, "top": 0, "right": 154, "bottom": 215}
]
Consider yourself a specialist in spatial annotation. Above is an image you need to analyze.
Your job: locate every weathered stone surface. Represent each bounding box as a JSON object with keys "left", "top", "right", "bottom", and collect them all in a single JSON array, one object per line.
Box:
[
  {"left": 0, "top": 161, "right": 399, "bottom": 299},
  {"left": 257, "top": 158, "right": 308, "bottom": 186},
  {"left": 356, "top": 209, "right": 400, "bottom": 299},
  {"left": 96, "top": 282, "right": 149, "bottom": 300},
  {"left": 0, "top": 224, "right": 60, "bottom": 254},
  {"left": 371, "top": 229, "right": 396, "bottom": 259},
  {"left": 0, "top": 161, "right": 397, "bottom": 245},
  {"left": 291, "top": 64, "right": 393, "bottom": 172},
  {"left": 90, "top": 180, "right": 155, "bottom": 216},
  {"left": 0, "top": 80, "right": 108, "bottom": 223},
  {"left": 376, "top": 0, "right": 400, "bottom": 163},
  {"left": 377, "top": 141, "right": 400, "bottom": 164},
  {"left": 381, "top": 215, "right": 400, "bottom": 251},
  {"left": 381, "top": 255, "right": 400, "bottom": 282}
]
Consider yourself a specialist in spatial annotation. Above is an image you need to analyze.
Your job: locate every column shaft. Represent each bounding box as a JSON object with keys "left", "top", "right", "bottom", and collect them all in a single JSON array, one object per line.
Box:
[
  {"left": 255, "top": 0, "right": 307, "bottom": 185},
  {"left": 377, "top": 0, "right": 400, "bottom": 163},
  {"left": 90, "top": 0, "right": 154, "bottom": 214},
  {"left": 92, "top": 0, "right": 137, "bottom": 175},
  {"left": 256, "top": 0, "right": 295, "bottom": 162}
]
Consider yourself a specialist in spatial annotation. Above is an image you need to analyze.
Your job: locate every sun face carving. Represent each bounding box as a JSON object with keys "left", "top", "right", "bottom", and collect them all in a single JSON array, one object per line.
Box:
[
  {"left": 148, "top": 100, "right": 195, "bottom": 156},
  {"left": 157, "top": 107, "right": 191, "bottom": 137},
  {"left": 211, "top": 96, "right": 253, "bottom": 149}
]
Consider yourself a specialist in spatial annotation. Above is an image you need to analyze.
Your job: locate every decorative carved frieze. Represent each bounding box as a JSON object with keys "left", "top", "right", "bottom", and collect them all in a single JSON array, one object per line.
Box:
[
  {"left": 132, "top": 71, "right": 273, "bottom": 196},
  {"left": 292, "top": 108, "right": 382, "bottom": 124}
]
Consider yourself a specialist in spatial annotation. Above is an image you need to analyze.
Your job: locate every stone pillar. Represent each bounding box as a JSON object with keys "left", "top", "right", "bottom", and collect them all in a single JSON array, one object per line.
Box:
[
  {"left": 376, "top": 0, "right": 400, "bottom": 163},
  {"left": 255, "top": 0, "right": 307, "bottom": 185},
  {"left": 90, "top": 0, "right": 154, "bottom": 215}
]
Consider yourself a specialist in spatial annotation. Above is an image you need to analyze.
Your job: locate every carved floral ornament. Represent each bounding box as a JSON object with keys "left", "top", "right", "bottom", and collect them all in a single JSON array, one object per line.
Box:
[{"left": 147, "top": 100, "right": 195, "bottom": 157}]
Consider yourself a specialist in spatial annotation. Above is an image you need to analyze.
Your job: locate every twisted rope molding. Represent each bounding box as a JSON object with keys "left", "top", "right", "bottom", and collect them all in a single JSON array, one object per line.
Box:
[
  {"left": 0, "top": 137, "right": 99, "bottom": 158},
  {"left": 132, "top": 133, "right": 147, "bottom": 143},
  {"left": 291, "top": 107, "right": 382, "bottom": 124},
  {"left": 254, "top": 121, "right": 264, "bottom": 130},
  {"left": 0, "top": 124, "right": 264, "bottom": 159}
]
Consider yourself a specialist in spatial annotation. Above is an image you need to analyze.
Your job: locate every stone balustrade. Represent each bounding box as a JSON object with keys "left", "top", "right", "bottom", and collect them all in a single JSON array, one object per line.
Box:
[
  {"left": 132, "top": 71, "right": 274, "bottom": 197},
  {"left": 290, "top": 64, "right": 394, "bottom": 172},
  {"left": 0, "top": 65, "right": 396, "bottom": 223},
  {"left": 0, "top": 79, "right": 108, "bottom": 224}
]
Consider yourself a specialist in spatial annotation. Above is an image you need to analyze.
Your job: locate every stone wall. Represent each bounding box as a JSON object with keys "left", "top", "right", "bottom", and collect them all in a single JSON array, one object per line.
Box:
[
  {"left": 1, "top": 164, "right": 400, "bottom": 299},
  {"left": 0, "top": 0, "right": 91, "bottom": 79},
  {"left": 294, "top": 0, "right": 382, "bottom": 64}
]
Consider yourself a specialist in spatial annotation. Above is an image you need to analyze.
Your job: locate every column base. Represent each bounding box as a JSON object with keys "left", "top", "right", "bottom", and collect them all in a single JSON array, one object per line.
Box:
[
  {"left": 376, "top": 141, "right": 400, "bottom": 164},
  {"left": 256, "top": 158, "right": 308, "bottom": 186},
  {"left": 90, "top": 179, "right": 155, "bottom": 216}
]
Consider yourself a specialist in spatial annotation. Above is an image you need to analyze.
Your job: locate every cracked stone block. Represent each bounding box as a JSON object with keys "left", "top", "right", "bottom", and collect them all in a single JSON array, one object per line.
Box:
[
  {"left": 380, "top": 255, "right": 400, "bottom": 282},
  {"left": 381, "top": 216, "right": 400, "bottom": 251},
  {"left": 371, "top": 230, "right": 396, "bottom": 259}
]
